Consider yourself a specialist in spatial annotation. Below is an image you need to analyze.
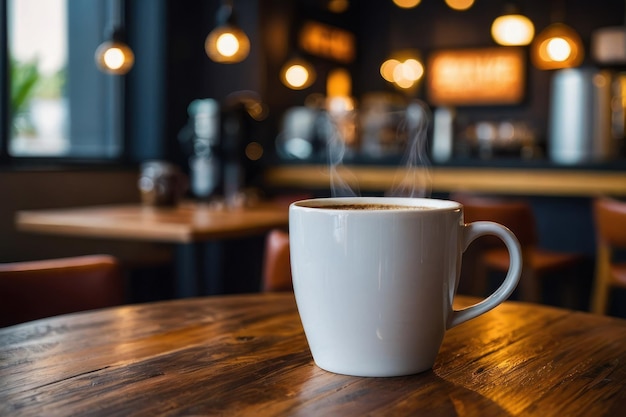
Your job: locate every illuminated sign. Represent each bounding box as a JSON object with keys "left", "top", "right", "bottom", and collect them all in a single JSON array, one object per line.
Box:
[
  {"left": 298, "top": 21, "right": 355, "bottom": 63},
  {"left": 427, "top": 47, "right": 525, "bottom": 105}
]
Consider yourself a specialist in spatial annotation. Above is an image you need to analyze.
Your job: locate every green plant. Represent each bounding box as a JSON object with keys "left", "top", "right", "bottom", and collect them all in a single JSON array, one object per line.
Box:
[
  {"left": 10, "top": 57, "right": 40, "bottom": 115},
  {"left": 10, "top": 58, "right": 41, "bottom": 136}
]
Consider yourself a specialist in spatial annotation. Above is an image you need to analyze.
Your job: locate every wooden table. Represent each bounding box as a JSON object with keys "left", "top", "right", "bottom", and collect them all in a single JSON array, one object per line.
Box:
[
  {"left": 3, "top": 292, "right": 626, "bottom": 416},
  {"left": 15, "top": 201, "right": 289, "bottom": 243},
  {"left": 15, "top": 201, "right": 289, "bottom": 296}
]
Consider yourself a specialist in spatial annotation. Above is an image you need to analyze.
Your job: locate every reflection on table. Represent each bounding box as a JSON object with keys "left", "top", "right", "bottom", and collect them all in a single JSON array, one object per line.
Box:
[{"left": 2, "top": 292, "right": 626, "bottom": 416}]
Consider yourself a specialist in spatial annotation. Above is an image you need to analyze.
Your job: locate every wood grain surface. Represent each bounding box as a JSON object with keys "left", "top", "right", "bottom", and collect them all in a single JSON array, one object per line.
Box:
[
  {"left": 264, "top": 165, "right": 626, "bottom": 197},
  {"left": 15, "top": 201, "right": 289, "bottom": 243},
  {"left": 2, "top": 293, "right": 626, "bottom": 416}
]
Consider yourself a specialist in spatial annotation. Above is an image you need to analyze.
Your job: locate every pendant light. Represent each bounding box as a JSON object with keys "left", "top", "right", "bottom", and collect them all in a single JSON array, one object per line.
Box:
[
  {"left": 95, "top": 0, "right": 134, "bottom": 75},
  {"left": 531, "top": 1, "right": 584, "bottom": 70},
  {"left": 392, "top": 0, "right": 421, "bottom": 9},
  {"left": 280, "top": 56, "right": 316, "bottom": 90},
  {"left": 531, "top": 23, "right": 584, "bottom": 70},
  {"left": 445, "top": 0, "right": 475, "bottom": 11},
  {"left": 205, "top": 0, "right": 250, "bottom": 64},
  {"left": 491, "top": 4, "right": 535, "bottom": 46}
]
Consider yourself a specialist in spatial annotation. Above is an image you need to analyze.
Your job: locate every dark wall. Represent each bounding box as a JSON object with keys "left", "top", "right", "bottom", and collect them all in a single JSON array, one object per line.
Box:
[
  {"left": 126, "top": 0, "right": 626, "bottom": 166},
  {"left": 356, "top": 0, "right": 626, "bottom": 144},
  {"left": 126, "top": 0, "right": 264, "bottom": 167}
]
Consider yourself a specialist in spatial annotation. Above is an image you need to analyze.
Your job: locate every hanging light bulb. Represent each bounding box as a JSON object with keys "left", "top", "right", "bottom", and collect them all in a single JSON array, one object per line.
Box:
[
  {"left": 445, "top": 0, "right": 475, "bottom": 11},
  {"left": 205, "top": 2, "right": 250, "bottom": 64},
  {"left": 95, "top": 27, "right": 135, "bottom": 75},
  {"left": 531, "top": 23, "right": 584, "bottom": 70},
  {"left": 379, "top": 52, "right": 424, "bottom": 91},
  {"left": 491, "top": 5, "right": 535, "bottom": 46},
  {"left": 280, "top": 57, "right": 316, "bottom": 90},
  {"left": 392, "top": 0, "right": 421, "bottom": 9}
]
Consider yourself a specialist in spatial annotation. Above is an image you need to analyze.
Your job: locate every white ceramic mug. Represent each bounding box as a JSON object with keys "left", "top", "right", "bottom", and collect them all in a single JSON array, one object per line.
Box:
[{"left": 289, "top": 197, "right": 522, "bottom": 377}]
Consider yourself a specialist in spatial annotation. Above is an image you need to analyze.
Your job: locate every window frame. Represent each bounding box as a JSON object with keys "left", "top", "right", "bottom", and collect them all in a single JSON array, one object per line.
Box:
[{"left": 0, "top": 0, "right": 131, "bottom": 168}]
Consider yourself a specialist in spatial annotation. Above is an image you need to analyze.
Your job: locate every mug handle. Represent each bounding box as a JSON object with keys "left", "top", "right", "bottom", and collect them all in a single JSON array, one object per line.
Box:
[{"left": 448, "top": 221, "right": 522, "bottom": 329}]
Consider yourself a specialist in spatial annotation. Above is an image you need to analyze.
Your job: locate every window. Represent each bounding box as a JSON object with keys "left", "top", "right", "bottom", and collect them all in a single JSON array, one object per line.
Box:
[{"left": 5, "top": 0, "right": 123, "bottom": 160}]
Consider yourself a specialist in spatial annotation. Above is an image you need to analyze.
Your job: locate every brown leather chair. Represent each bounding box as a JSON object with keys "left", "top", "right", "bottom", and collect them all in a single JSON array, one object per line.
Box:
[
  {"left": 260, "top": 193, "right": 313, "bottom": 293},
  {"left": 452, "top": 193, "right": 583, "bottom": 303},
  {"left": 590, "top": 197, "right": 626, "bottom": 315},
  {"left": 261, "top": 229, "right": 292, "bottom": 292},
  {"left": 0, "top": 254, "right": 125, "bottom": 327}
]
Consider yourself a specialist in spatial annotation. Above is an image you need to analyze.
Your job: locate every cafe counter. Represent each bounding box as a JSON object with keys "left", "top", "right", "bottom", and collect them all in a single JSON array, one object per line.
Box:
[{"left": 263, "top": 164, "right": 626, "bottom": 197}]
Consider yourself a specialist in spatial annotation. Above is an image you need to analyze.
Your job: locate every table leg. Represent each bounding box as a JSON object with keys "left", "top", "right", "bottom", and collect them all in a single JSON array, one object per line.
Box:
[
  {"left": 175, "top": 242, "right": 224, "bottom": 297},
  {"left": 201, "top": 241, "right": 224, "bottom": 295},
  {"left": 174, "top": 244, "right": 198, "bottom": 297}
]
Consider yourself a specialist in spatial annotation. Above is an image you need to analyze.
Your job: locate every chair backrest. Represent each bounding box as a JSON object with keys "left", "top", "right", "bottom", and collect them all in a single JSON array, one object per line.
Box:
[
  {"left": 451, "top": 192, "right": 537, "bottom": 247},
  {"left": 593, "top": 197, "right": 626, "bottom": 249},
  {"left": 0, "top": 254, "right": 124, "bottom": 327},
  {"left": 261, "top": 229, "right": 292, "bottom": 292}
]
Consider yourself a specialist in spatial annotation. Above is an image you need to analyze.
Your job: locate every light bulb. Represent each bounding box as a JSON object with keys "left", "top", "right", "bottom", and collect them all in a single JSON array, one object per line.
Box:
[
  {"left": 402, "top": 59, "right": 424, "bottom": 81},
  {"left": 531, "top": 23, "right": 584, "bottom": 70},
  {"left": 103, "top": 48, "right": 125, "bottom": 70},
  {"left": 445, "top": 0, "right": 475, "bottom": 11},
  {"left": 546, "top": 38, "right": 571, "bottom": 62},
  {"left": 380, "top": 55, "right": 424, "bottom": 90},
  {"left": 216, "top": 33, "right": 240, "bottom": 57},
  {"left": 285, "top": 65, "right": 309, "bottom": 88},
  {"left": 280, "top": 58, "right": 316, "bottom": 90},
  {"left": 205, "top": 25, "right": 250, "bottom": 64},
  {"left": 95, "top": 39, "right": 134, "bottom": 75},
  {"left": 491, "top": 14, "right": 535, "bottom": 46},
  {"left": 380, "top": 59, "right": 400, "bottom": 82},
  {"left": 392, "top": 0, "right": 421, "bottom": 9}
]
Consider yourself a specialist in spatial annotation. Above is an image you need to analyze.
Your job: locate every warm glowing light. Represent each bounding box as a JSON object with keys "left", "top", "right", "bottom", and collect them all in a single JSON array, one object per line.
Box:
[
  {"left": 491, "top": 14, "right": 535, "bottom": 46},
  {"left": 546, "top": 38, "right": 571, "bottom": 61},
  {"left": 245, "top": 142, "right": 264, "bottom": 160},
  {"left": 393, "top": 71, "right": 415, "bottom": 89},
  {"left": 216, "top": 33, "right": 240, "bottom": 57},
  {"left": 403, "top": 59, "right": 424, "bottom": 81},
  {"left": 280, "top": 58, "right": 316, "bottom": 90},
  {"left": 380, "top": 59, "right": 400, "bottom": 82},
  {"left": 327, "top": 68, "right": 352, "bottom": 97},
  {"left": 428, "top": 48, "right": 526, "bottom": 105},
  {"left": 95, "top": 40, "right": 135, "bottom": 75},
  {"left": 327, "top": 0, "right": 349, "bottom": 13},
  {"left": 286, "top": 66, "right": 309, "bottom": 88},
  {"left": 380, "top": 56, "right": 424, "bottom": 90},
  {"left": 445, "top": 0, "right": 475, "bottom": 11},
  {"left": 531, "top": 23, "right": 584, "bottom": 70},
  {"left": 205, "top": 25, "right": 250, "bottom": 64},
  {"left": 392, "top": 0, "right": 421, "bottom": 9},
  {"left": 103, "top": 48, "right": 125, "bottom": 70},
  {"left": 299, "top": 21, "right": 355, "bottom": 64}
]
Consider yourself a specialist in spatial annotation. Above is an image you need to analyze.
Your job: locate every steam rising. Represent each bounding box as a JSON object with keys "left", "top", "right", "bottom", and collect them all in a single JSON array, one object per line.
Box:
[
  {"left": 328, "top": 99, "right": 432, "bottom": 198},
  {"left": 386, "top": 100, "right": 432, "bottom": 198},
  {"left": 328, "top": 112, "right": 360, "bottom": 197}
]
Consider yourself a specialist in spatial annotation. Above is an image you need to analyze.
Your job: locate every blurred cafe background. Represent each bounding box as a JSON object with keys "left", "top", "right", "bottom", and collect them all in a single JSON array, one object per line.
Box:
[{"left": 2, "top": 0, "right": 626, "bottom": 314}]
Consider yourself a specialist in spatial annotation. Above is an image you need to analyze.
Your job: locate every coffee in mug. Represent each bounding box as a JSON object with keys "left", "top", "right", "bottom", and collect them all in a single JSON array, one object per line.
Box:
[
  {"left": 304, "top": 203, "right": 416, "bottom": 210},
  {"left": 289, "top": 197, "right": 522, "bottom": 377}
]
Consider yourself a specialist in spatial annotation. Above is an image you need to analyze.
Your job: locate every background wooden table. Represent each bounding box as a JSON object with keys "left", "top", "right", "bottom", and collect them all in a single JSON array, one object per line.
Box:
[
  {"left": 16, "top": 201, "right": 289, "bottom": 243},
  {"left": 15, "top": 201, "right": 289, "bottom": 297},
  {"left": 2, "top": 293, "right": 626, "bottom": 416}
]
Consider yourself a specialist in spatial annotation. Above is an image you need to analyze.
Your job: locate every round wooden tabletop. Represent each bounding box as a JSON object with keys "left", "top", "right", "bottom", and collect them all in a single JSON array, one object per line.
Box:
[{"left": 2, "top": 292, "right": 626, "bottom": 416}]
